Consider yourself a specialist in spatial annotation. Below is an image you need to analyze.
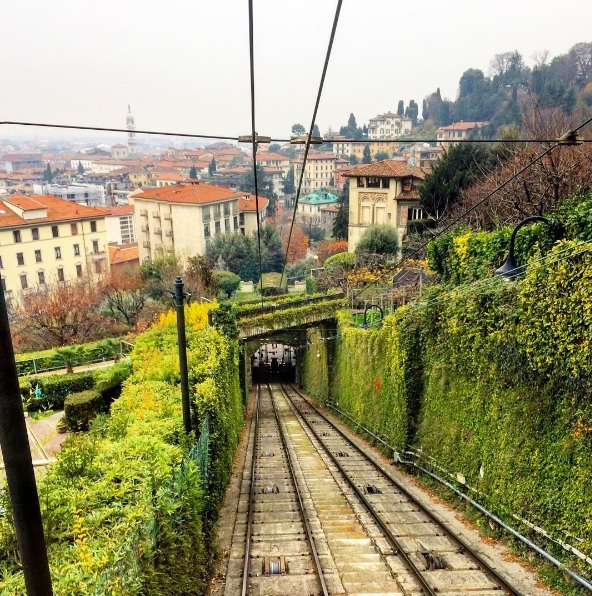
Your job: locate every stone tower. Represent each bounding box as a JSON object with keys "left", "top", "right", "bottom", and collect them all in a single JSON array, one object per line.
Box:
[{"left": 127, "top": 105, "right": 137, "bottom": 156}]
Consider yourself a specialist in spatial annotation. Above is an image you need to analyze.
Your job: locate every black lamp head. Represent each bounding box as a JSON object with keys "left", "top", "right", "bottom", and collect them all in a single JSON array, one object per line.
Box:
[{"left": 494, "top": 254, "right": 521, "bottom": 279}]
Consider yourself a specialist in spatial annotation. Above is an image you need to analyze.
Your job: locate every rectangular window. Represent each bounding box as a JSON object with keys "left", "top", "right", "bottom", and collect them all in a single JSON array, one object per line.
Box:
[
  {"left": 357, "top": 177, "right": 365, "bottom": 188},
  {"left": 203, "top": 206, "right": 211, "bottom": 221},
  {"left": 31, "top": 227, "right": 39, "bottom": 240},
  {"left": 70, "top": 223, "right": 78, "bottom": 235},
  {"left": 20, "top": 274, "right": 28, "bottom": 290},
  {"left": 35, "top": 250, "right": 42, "bottom": 263},
  {"left": 233, "top": 216, "right": 239, "bottom": 229},
  {"left": 224, "top": 218, "right": 230, "bottom": 232},
  {"left": 92, "top": 240, "right": 99, "bottom": 254},
  {"left": 1, "top": 278, "right": 5, "bottom": 292},
  {"left": 213, "top": 205, "right": 221, "bottom": 219},
  {"left": 367, "top": 177, "right": 380, "bottom": 188},
  {"left": 76, "top": 264, "right": 83, "bottom": 278},
  {"left": 223, "top": 204, "right": 230, "bottom": 217},
  {"left": 38, "top": 271, "right": 45, "bottom": 285},
  {"left": 381, "top": 179, "right": 389, "bottom": 189},
  {"left": 13, "top": 230, "right": 21, "bottom": 243},
  {"left": 204, "top": 223, "right": 211, "bottom": 238},
  {"left": 408, "top": 207, "right": 423, "bottom": 221},
  {"left": 17, "top": 253, "right": 24, "bottom": 266},
  {"left": 55, "top": 247, "right": 62, "bottom": 259},
  {"left": 52, "top": 225, "right": 59, "bottom": 238},
  {"left": 57, "top": 268, "right": 65, "bottom": 282},
  {"left": 74, "top": 244, "right": 80, "bottom": 256},
  {"left": 215, "top": 221, "right": 221, "bottom": 235},
  {"left": 94, "top": 261, "right": 102, "bottom": 274},
  {"left": 90, "top": 220, "right": 97, "bottom": 232}
]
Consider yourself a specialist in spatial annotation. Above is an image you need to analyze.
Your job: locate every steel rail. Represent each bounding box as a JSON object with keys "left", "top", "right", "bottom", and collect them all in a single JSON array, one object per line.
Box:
[
  {"left": 285, "top": 384, "right": 522, "bottom": 596},
  {"left": 279, "top": 384, "right": 436, "bottom": 596},
  {"left": 267, "top": 384, "right": 329, "bottom": 596},
  {"left": 241, "top": 385, "right": 261, "bottom": 596}
]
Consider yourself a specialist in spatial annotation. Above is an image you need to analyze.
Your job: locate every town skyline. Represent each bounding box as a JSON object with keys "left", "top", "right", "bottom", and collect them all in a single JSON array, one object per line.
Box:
[{"left": 2, "top": 0, "right": 592, "bottom": 141}]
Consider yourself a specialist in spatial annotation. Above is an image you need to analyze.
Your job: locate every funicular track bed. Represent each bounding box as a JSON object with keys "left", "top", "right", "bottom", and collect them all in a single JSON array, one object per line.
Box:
[{"left": 224, "top": 383, "right": 541, "bottom": 595}]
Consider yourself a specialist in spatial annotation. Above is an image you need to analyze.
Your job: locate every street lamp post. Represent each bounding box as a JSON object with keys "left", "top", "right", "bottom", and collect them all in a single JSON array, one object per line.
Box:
[
  {"left": 360, "top": 304, "right": 384, "bottom": 329},
  {"left": 495, "top": 216, "right": 551, "bottom": 279},
  {"left": 173, "top": 276, "right": 192, "bottom": 434},
  {"left": 0, "top": 286, "right": 53, "bottom": 594}
]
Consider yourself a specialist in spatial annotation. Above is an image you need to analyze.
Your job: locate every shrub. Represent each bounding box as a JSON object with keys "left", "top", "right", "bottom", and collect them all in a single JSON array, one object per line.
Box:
[
  {"left": 324, "top": 251, "right": 354, "bottom": 274},
  {"left": 213, "top": 270, "right": 241, "bottom": 298},
  {"left": 64, "top": 389, "right": 108, "bottom": 431},
  {"left": 21, "top": 371, "right": 96, "bottom": 412}
]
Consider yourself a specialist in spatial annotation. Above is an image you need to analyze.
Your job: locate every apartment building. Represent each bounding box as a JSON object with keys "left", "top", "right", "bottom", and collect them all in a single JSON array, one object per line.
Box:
[
  {"left": 134, "top": 181, "right": 268, "bottom": 263},
  {"left": 367, "top": 112, "right": 412, "bottom": 139},
  {"left": 293, "top": 152, "right": 337, "bottom": 195},
  {"left": 0, "top": 195, "right": 109, "bottom": 302},
  {"left": 436, "top": 121, "right": 488, "bottom": 145}
]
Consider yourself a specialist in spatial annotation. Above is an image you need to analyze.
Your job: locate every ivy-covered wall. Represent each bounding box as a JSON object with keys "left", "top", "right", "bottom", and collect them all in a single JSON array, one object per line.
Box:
[{"left": 302, "top": 239, "right": 592, "bottom": 570}]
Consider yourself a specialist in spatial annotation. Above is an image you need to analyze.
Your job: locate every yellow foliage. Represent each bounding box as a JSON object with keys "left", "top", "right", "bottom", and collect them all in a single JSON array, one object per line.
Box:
[{"left": 154, "top": 301, "right": 216, "bottom": 331}]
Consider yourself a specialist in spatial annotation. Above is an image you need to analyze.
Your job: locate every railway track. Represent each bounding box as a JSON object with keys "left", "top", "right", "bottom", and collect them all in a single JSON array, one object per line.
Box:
[{"left": 225, "top": 383, "right": 528, "bottom": 594}]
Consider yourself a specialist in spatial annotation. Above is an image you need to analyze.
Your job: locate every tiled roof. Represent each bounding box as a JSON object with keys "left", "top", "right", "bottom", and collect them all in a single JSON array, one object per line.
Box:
[
  {"left": 0, "top": 194, "right": 107, "bottom": 229},
  {"left": 2, "top": 153, "right": 43, "bottom": 162},
  {"left": 436, "top": 121, "right": 488, "bottom": 132},
  {"left": 108, "top": 243, "right": 139, "bottom": 264},
  {"left": 238, "top": 194, "right": 269, "bottom": 212},
  {"left": 4, "top": 196, "right": 46, "bottom": 210},
  {"left": 105, "top": 205, "right": 135, "bottom": 216},
  {"left": 320, "top": 204, "right": 339, "bottom": 212},
  {"left": 345, "top": 160, "right": 425, "bottom": 180},
  {"left": 256, "top": 152, "right": 289, "bottom": 162},
  {"left": 135, "top": 182, "right": 243, "bottom": 205}
]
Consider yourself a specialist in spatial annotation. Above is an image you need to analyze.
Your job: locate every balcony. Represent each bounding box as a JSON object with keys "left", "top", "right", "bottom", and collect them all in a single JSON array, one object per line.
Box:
[
  {"left": 143, "top": 240, "right": 151, "bottom": 248},
  {"left": 152, "top": 211, "right": 161, "bottom": 219},
  {"left": 140, "top": 209, "right": 148, "bottom": 217},
  {"left": 163, "top": 213, "right": 172, "bottom": 220},
  {"left": 89, "top": 250, "right": 106, "bottom": 260},
  {"left": 141, "top": 224, "right": 149, "bottom": 232},
  {"left": 154, "top": 243, "right": 163, "bottom": 251},
  {"left": 165, "top": 230, "right": 174, "bottom": 238},
  {"left": 154, "top": 228, "right": 162, "bottom": 235}
]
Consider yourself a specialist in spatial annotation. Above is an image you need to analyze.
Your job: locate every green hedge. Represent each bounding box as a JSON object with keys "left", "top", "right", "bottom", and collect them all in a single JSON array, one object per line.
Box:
[
  {"left": 21, "top": 372, "right": 96, "bottom": 412},
  {"left": 64, "top": 390, "right": 108, "bottom": 432}
]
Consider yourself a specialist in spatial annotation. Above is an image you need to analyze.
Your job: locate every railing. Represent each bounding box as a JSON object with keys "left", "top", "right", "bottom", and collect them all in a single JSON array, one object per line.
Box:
[
  {"left": 141, "top": 224, "right": 149, "bottom": 232},
  {"left": 165, "top": 230, "right": 174, "bottom": 237},
  {"left": 236, "top": 292, "right": 344, "bottom": 320},
  {"left": 143, "top": 240, "right": 151, "bottom": 248},
  {"left": 152, "top": 211, "right": 160, "bottom": 218},
  {"left": 154, "top": 228, "right": 162, "bottom": 235},
  {"left": 139, "top": 209, "right": 148, "bottom": 216}
]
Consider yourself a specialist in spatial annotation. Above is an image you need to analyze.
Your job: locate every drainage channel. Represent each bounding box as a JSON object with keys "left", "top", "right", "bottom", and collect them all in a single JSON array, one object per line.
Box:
[
  {"left": 227, "top": 385, "right": 327, "bottom": 595},
  {"left": 281, "top": 383, "right": 524, "bottom": 596}
]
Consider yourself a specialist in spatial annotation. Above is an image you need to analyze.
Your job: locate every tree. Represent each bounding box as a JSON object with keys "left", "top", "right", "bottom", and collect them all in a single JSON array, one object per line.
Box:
[
  {"left": 240, "top": 164, "right": 278, "bottom": 215},
  {"left": 206, "top": 233, "right": 259, "bottom": 281},
  {"left": 422, "top": 98, "right": 429, "bottom": 121},
  {"left": 139, "top": 254, "right": 181, "bottom": 302},
  {"left": 189, "top": 165, "right": 198, "bottom": 179},
  {"left": 316, "top": 239, "right": 348, "bottom": 264},
  {"left": 43, "top": 163, "right": 53, "bottom": 183},
  {"left": 354, "top": 224, "right": 399, "bottom": 267},
  {"left": 185, "top": 254, "right": 216, "bottom": 298},
  {"left": 405, "top": 99, "right": 419, "bottom": 126},
  {"left": 260, "top": 225, "right": 284, "bottom": 272},
  {"left": 18, "top": 280, "right": 104, "bottom": 348},
  {"left": 100, "top": 271, "right": 147, "bottom": 329},
  {"left": 349, "top": 154, "right": 359, "bottom": 165},
  {"left": 268, "top": 143, "right": 281, "bottom": 153},
  {"left": 419, "top": 143, "right": 493, "bottom": 222},
  {"left": 282, "top": 166, "right": 296, "bottom": 195},
  {"left": 397, "top": 100, "right": 404, "bottom": 116},
  {"left": 374, "top": 151, "right": 390, "bottom": 161},
  {"left": 77, "top": 162, "right": 84, "bottom": 175},
  {"left": 213, "top": 270, "right": 241, "bottom": 298},
  {"left": 208, "top": 157, "right": 217, "bottom": 176},
  {"left": 291, "top": 123, "right": 306, "bottom": 136},
  {"left": 282, "top": 225, "right": 308, "bottom": 262},
  {"left": 362, "top": 144, "right": 372, "bottom": 164},
  {"left": 332, "top": 179, "right": 349, "bottom": 240},
  {"left": 347, "top": 113, "right": 357, "bottom": 130},
  {"left": 312, "top": 124, "right": 321, "bottom": 138}
]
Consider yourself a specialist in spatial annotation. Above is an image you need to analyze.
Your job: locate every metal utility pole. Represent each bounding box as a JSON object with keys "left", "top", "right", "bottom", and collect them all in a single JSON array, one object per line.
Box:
[
  {"left": 0, "top": 286, "right": 53, "bottom": 595},
  {"left": 174, "top": 276, "right": 192, "bottom": 434}
]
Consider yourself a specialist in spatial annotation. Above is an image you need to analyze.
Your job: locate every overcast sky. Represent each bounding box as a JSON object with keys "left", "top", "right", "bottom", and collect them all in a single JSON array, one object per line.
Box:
[{"left": 2, "top": 0, "right": 591, "bottom": 143}]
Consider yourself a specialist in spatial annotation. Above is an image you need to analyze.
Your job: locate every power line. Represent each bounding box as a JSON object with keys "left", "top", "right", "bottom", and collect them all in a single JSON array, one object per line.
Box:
[
  {"left": 280, "top": 0, "right": 343, "bottom": 288},
  {"left": 352, "top": 114, "right": 592, "bottom": 300},
  {"left": 246, "top": 0, "right": 265, "bottom": 302},
  {"left": 2, "top": 120, "right": 590, "bottom": 146}
]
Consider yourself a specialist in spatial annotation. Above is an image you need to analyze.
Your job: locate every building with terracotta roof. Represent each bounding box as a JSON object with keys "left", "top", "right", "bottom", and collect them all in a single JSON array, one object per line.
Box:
[
  {"left": 2, "top": 154, "right": 45, "bottom": 173},
  {"left": 134, "top": 182, "right": 268, "bottom": 263},
  {"left": 293, "top": 152, "right": 337, "bottom": 195},
  {"left": 108, "top": 242, "right": 139, "bottom": 275},
  {"left": 344, "top": 160, "right": 425, "bottom": 252},
  {"left": 0, "top": 195, "right": 109, "bottom": 303},
  {"left": 297, "top": 190, "right": 339, "bottom": 234},
  {"left": 436, "top": 121, "right": 488, "bottom": 145}
]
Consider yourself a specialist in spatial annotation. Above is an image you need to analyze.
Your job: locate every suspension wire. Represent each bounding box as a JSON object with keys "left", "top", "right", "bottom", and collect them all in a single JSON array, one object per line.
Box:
[
  {"left": 247, "top": 0, "right": 265, "bottom": 304},
  {"left": 352, "top": 114, "right": 592, "bottom": 301},
  {"left": 279, "top": 0, "right": 343, "bottom": 288},
  {"left": 2, "top": 120, "right": 590, "bottom": 146}
]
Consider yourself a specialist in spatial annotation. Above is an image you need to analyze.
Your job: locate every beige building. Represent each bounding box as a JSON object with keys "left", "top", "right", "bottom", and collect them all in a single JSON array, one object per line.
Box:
[
  {"left": 293, "top": 152, "right": 337, "bottom": 195},
  {"left": 345, "top": 160, "right": 425, "bottom": 252},
  {"left": 134, "top": 182, "right": 268, "bottom": 263},
  {"left": 436, "top": 121, "right": 488, "bottom": 145},
  {"left": 368, "top": 112, "right": 412, "bottom": 139},
  {"left": 350, "top": 140, "right": 400, "bottom": 161},
  {"left": 0, "top": 195, "right": 109, "bottom": 303}
]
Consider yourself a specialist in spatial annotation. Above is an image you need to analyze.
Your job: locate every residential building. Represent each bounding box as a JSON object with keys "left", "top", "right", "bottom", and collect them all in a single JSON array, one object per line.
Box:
[
  {"left": 297, "top": 190, "right": 339, "bottom": 234},
  {"left": 105, "top": 205, "right": 136, "bottom": 244},
  {"left": 350, "top": 140, "right": 400, "bottom": 162},
  {"left": 368, "top": 112, "right": 412, "bottom": 139},
  {"left": 332, "top": 136, "right": 353, "bottom": 158},
  {"left": 238, "top": 194, "right": 269, "bottom": 235},
  {"left": 256, "top": 152, "right": 290, "bottom": 177},
  {"left": 345, "top": 160, "right": 425, "bottom": 252},
  {"left": 293, "top": 152, "right": 337, "bottom": 195},
  {"left": 33, "top": 183, "right": 106, "bottom": 206},
  {"left": 108, "top": 242, "right": 140, "bottom": 275},
  {"left": 0, "top": 194, "right": 109, "bottom": 302},
  {"left": 2, "top": 154, "right": 44, "bottom": 173},
  {"left": 111, "top": 144, "right": 129, "bottom": 159},
  {"left": 134, "top": 182, "right": 268, "bottom": 263},
  {"left": 436, "top": 121, "right": 488, "bottom": 145}
]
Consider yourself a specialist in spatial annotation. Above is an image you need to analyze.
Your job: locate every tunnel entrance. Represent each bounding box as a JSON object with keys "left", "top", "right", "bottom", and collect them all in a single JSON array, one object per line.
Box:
[{"left": 251, "top": 343, "right": 296, "bottom": 384}]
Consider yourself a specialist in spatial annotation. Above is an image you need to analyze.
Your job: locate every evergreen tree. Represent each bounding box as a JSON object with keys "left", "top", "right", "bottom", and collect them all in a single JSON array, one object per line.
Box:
[
  {"left": 422, "top": 98, "right": 429, "bottom": 120},
  {"left": 362, "top": 144, "right": 372, "bottom": 164},
  {"left": 332, "top": 179, "right": 350, "bottom": 240},
  {"left": 240, "top": 164, "right": 278, "bottom": 215},
  {"left": 349, "top": 154, "right": 359, "bottom": 165},
  {"left": 407, "top": 100, "right": 419, "bottom": 126},
  {"left": 397, "top": 100, "right": 404, "bottom": 116},
  {"left": 312, "top": 124, "right": 321, "bottom": 138},
  {"left": 189, "top": 165, "right": 198, "bottom": 179},
  {"left": 347, "top": 113, "right": 357, "bottom": 130},
  {"left": 282, "top": 166, "right": 296, "bottom": 195},
  {"left": 208, "top": 157, "right": 217, "bottom": 176},
  {"left": 43, "top": 163, "right": 53, "bottom": 183},
  {"left": 77, "top": 162, "right": 84, "bottom": 175},
  {"left": 291, "top": 123, "right": 306, "bottom": 136}
]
